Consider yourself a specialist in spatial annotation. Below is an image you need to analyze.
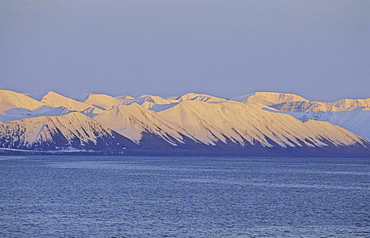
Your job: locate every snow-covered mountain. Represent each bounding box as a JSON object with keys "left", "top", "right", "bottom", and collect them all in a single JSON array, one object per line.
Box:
[
  {"left": 266, "top": 96, "right": 370, "bottom": 141},
  {"left": 158, "top": 100, "right": 365, "bottom": 148},
  {"left": 176, "top": 93, "right": 226, "bottom": 103},
  {"left": 0, "top": 112, "right": 136, "bottom": 152},
  {"left": 234, "top": 92, "right": 308, "bottom": 106},
  {"left": 81, "top": 93, "right": 127, "bottom": 110},
  {"left": 41, "top": 91, "right": 103, "bottom": 115},
  {"left": 270, "top": 98, "right": 370, "bottom": 112},
  {"left": 94, "top": 103, "right": 186, "bottom": 145},
  {"left": 80, "top": 93, "right": 225, "bottom": 111},
  {"left": 0, "top": 90, "right": 44, "bottom": 113},
  {"left": 0, "top": 90, "right": 369, "bottom": 157}
]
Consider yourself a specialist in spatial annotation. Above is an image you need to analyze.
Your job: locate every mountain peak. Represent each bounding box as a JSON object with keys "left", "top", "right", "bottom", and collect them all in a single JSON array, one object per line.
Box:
[
  {"left": 177, "top": 93, "right": 226, "bottom": 103},
  {"left": 1, "top": 89, "right": 369, "bottom": 156},
  {"left": 0, "top": 90, "right": 43, "bottom": 113},
  {"left": 82, "top": 93, "right": 127, "bottom": 110},
  {"left": 41, "top": 91, "right": 103, "bottom": 114},
  {"left": 242, "top": 92, "right": 308, "bottom": 106},
  {"left": 333, "top": 98, "right": 370, "bottom": 111}
]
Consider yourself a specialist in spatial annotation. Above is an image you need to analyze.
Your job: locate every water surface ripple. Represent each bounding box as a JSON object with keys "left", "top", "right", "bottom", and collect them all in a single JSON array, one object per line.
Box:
[{"left": 0, "top": 156, "right": 369, "bottom": 237}]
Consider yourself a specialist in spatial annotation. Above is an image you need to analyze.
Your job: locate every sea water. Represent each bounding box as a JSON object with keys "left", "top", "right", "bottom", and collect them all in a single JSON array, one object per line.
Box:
[{"left": 0, "top": 156, "right": 369, "bottom": 237}]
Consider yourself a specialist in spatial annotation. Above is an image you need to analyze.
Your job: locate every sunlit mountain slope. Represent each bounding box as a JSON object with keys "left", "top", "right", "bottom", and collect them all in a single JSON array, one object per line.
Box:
[
  {"left": 0, "top": 90, "right": 368, "bottom": 156},
  {"left": 157, "top": 100, "right": 365, "bottom": 148},
  {"left": 0, "top": 90, "right": 44, "bottom": 113},
  {"left": 0, "top": 112, "right": 136, "bottom": 151},
  {"left": 94, "top": 103, "right": 186, "bottom": 145},
  {"left": 41, "top": 91, "right": 103, "bottom": 115},
  {"left": 268, "top": 97, "right": 370, "bottom": 141},
  {"left": 234, "top": 92, "right": 308, "bottom": 106}
]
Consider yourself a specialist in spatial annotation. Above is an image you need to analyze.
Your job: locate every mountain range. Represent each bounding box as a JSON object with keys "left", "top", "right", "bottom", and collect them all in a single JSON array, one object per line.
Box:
[{"left": 0, "top": 90, "right": 369, "bottom": 157}]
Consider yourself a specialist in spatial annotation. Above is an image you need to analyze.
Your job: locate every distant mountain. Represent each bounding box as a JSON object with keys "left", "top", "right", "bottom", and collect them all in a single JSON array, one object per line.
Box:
[
  {"left": 176, "top": 93, "right": 227, "bottom": 103},
  {"left": 0, "top": 90, "right": 44, "bottom": 113},
  {"left": 270, "top": 98, "right": 370, "bottom": 112},
  {"left": 0, "top": 90, "right": 369, "bottom": 157},
  {"left": 268, "top": 97, "right": 370, "bottom": 141},
  {"left": 41, "top": 91, "right": 103, "bottom": 115},
  {"left": 157, "top": 100, "right": 366, "bottom": 147},
  {"left": 81, "top": 93, "right": 127, "bottom": 110},
  {"left": 233, "top": 92, "right": 308, "bottom": 106}
]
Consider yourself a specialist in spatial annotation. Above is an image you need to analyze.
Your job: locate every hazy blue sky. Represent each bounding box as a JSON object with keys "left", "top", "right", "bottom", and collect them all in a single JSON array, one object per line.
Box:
[{"left": 1, "top": 0, "right": 369, "bottom": 101}]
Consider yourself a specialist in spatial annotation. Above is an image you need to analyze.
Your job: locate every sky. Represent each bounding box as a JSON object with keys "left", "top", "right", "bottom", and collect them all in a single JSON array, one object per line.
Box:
[{"left": 1, "top": 0, "right": 369, "bottom": 102}]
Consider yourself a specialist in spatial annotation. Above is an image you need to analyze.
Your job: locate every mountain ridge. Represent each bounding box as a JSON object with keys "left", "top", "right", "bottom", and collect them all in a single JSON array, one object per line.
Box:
[{"left": 0, "top": 90, "right": 369, "bottom": 157}]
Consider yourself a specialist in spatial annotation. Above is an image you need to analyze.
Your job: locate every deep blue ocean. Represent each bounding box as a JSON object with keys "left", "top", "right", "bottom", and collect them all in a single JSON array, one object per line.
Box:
[{"left": 0, "top": 156, "right": 369, "bottom": 237}]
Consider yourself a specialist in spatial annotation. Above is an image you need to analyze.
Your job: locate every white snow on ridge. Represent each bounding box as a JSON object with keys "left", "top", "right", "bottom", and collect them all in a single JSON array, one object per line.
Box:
[
  {"left": 333, "top": 98, "right": 370, "bottom": 111},
  {"left": 0, "top": 90, "right": 44, "bottom": 113},
  {"left": 289, "top": 109, "right": 370, "bottom": 142},
  {"left": 157, "top": 100, "right": 364, "bottom": 147},
  {"left": 266, "top": 96, "right": 370, "bottom": 141},
  {"left": 236, "top": 92, "right": 308, "bottom": 106},
  {"left": 0, "top": 90, "right": 73, "bottom": 123},
  {"left": 116, "top": 95, "right": 135, "bottom": 100},
  {"left": 1, "top": 90, "right": 368, "bottom": 149},
  {"left": 176, "top": 93, "right": 226, "bottom": 103},
  {"left": 135, "top": 95, "right": 178, "bottom": 105},
  {"left": 94, "top": 103, "right": 186, "bottom": 145},
  {"left": 0, "top": 112, "right": 115, "bottom": 147},
  {"left": 325, "top": 109, "right": 370, "bottom": 142},
  {"left": 81, "top": 92, "right": 224, "bottom": 112},
  {"left": 82, "top": 93, "right": 127, "bottom": 110},
  {"left": 270, "top": 99, "right": 370, "bottom": 113},
  {"left": 41, "top": 91, "right": 103, "bottom": 114}
]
